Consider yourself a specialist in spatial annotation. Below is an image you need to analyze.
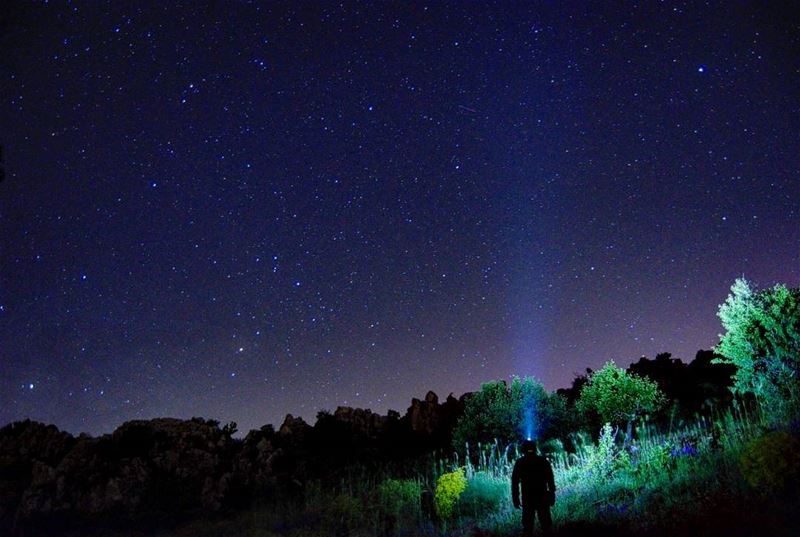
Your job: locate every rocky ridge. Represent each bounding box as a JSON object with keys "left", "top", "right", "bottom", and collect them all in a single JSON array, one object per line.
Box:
[{"left": 0, "top": 391, "right": 465, "bottom": 531}]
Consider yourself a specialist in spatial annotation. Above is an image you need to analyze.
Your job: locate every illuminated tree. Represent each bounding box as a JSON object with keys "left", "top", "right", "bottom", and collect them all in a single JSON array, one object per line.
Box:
[
  {"left": 715, "top": 278, "right": 800, "bottom": 421},
  {"left": 577, "top": 362, "right": 665, "bottom": 441},
  {"left": 452, "top": 377, "right": 567, "bottom": 451}
]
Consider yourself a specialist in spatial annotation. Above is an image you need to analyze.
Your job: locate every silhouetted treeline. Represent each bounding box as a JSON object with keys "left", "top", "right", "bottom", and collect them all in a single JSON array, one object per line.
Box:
[
  {"left": 628, "top": 350, "right": 736, "bottom": 415},
  {"left": 557, "top": 350, "right": 736, "bottom": 425}
]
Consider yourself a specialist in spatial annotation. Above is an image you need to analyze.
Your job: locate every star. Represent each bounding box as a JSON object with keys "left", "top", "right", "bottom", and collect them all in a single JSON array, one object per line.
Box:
[{"left": 2, "top": 0, "right": 797, "bottom": 439}]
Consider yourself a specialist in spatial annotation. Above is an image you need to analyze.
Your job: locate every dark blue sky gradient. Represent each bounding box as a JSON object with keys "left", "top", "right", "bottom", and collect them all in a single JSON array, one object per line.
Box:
[{"left": 1, "top": 2, "right": 798, "bottom": 435}]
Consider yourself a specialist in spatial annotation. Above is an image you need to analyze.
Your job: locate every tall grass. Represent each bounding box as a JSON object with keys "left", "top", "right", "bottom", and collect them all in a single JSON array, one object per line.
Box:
[{"left": 424, "top": 399, "right": 771, "bottom": 535}]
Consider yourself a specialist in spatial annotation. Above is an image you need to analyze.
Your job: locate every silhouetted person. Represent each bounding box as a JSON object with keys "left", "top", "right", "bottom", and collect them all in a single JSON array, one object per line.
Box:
[{"left": 512, "top": 440, "right": 555, "bottom": 536}]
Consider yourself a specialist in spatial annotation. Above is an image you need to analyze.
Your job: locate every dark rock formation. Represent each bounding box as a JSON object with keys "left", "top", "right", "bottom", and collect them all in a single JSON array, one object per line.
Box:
[
  {"left": 235, "top": 425, "right": 278, "bottom": 494},
  {"left": 408, "top": 391, "right": 464, "bottom": 434},
  {"left": 0, "top": 392, "right": 467, "bottom": 532},
  {"left": 332, "top": 406, "right": 387, "bottom": 437},
  {"left": 404, "top": 391, "right": 465, "bottom": 452},
  {"left": 2, "top": 417, "right": 240, "bottom": 532},
  {"left": 407, "top": 390, "right": 442, "bottom": 434},
  {"left": 0, "top": 421, "right": 76, "bottom": 528},
  {"left": 278, "top": 414, "right": 311, "bottom": 438}
]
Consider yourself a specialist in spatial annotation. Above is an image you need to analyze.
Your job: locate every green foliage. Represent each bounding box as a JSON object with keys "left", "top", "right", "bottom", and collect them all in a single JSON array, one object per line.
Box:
[
  {"left": 434, "top": 467, "right": 467, "bottom": 519},
  {"left": 452, "top": 376, "right": 568, "bottom": 449},
  {"left": 631, "top": 440, "right": 671, "bottom": 483},
  {"left": 376, "top": 478, "right": 421, "bottom": 523},
  {"left": 539, "top": 437, "right": 566, "bottom": 458},
  {"left": 739, "top": 431, "right": 800, "bottom": 492},
  {"left": 715, "top": 278, "right": 800, "bottom": 421},
  {"left": 577, "top": 362, "right": 665, "bottom": 432},
  {"left": 585, "top": 423, "right": 623, "bottom": 479},
  {"left": 459, "top": 471, "right": 508, "bottom": 518},
  {"left": 321, "top": 493, "right": 363, "bottom": 532}
]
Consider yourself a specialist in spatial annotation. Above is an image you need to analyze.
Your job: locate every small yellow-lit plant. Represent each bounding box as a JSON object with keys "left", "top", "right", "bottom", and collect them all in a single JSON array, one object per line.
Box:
[
  {"left": 434, "top": 467, "right": 467, "bottom": 519},
  {"left": 740, "top": 430, "right": 800, "bottom": 491}
]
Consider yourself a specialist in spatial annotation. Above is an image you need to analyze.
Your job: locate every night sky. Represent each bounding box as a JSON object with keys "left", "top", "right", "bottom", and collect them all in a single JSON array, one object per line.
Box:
[{"left": 2, "top": 2, "right": 798, "bottom": 436}]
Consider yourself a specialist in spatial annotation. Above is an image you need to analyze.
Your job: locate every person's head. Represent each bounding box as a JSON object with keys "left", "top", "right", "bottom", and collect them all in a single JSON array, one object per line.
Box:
[{"left": 521, "top": 439, "right": 537, "bottom": 455}]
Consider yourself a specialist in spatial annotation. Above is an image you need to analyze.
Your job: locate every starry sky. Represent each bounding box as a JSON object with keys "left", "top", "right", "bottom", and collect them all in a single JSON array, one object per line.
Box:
[{"left": 1, "top": 2, "right": 798, "bottom": 436}]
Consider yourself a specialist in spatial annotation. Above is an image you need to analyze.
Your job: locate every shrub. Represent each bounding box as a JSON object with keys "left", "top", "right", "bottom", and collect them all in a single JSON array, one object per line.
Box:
[
  {"left": 321, "top": 493, "right": 363, "bottom": 533},
  {"left": 376, "top": 478, "right": 422, "bottom": 523},
  {"left": 586, "top": 424, "right": 618, "bottom": 480},
  {"left": 540, "top": 437, "right": 565, "bottom": 456},
  {"left": 459, "top": 471, "right": 508, "bottom": 518},
  {"left": 739, "top": 431, "right": 800, "bottom": 492},
  {"left": 633, "top": 441, "right": 672, "bottom": 483},
  {"left": 434, "top": 467, "right": 467, "bottom": 519}
]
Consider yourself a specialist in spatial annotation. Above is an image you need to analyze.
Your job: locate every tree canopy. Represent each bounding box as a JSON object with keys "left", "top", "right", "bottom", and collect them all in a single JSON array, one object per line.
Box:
[
  {"left": 452, "top": 376, "right": 567, "bottom": 450},
  {"left": 715, "top": 278, "right": 800, "bottom": 420},
  {"left": 576, "top": 361, "right": 665, "bottom": 435}
]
